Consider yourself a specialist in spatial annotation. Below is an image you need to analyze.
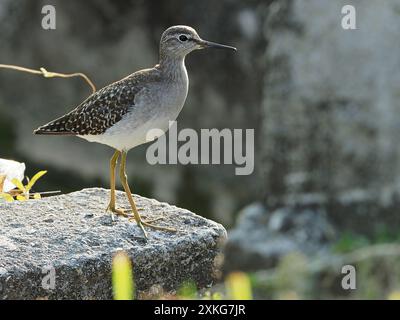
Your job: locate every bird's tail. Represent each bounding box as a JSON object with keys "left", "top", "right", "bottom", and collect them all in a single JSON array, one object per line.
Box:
[{"left": 33, "top": 114, "right": 76, "bottom": 135}]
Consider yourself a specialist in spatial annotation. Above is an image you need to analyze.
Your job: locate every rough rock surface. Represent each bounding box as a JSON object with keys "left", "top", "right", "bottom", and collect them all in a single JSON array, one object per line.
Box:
[
  {"left": 0, "top": 188, "right": 226, "bottom": 299},
  {"left": 223, "top": 203, "right": 335, "bottom": 273}
]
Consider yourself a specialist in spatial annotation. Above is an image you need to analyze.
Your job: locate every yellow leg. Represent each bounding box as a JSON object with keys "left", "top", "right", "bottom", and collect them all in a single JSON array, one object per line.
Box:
[
  {"left": 106, "top": 150, "right": 128, "bottom": 217},
  {"left": 119, "top": 151, "right": 176, "bottom": 239}
]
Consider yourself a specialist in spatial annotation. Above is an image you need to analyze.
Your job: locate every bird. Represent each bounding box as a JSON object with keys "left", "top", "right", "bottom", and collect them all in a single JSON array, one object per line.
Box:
[{"left": 34, "top": 25, "right": 236, "bottom": 239}]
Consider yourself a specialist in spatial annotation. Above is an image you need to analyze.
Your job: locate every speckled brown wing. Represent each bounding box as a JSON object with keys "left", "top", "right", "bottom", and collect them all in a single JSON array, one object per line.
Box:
[{"left": 33, "top": 76, "right": 144, "bottom": 136}]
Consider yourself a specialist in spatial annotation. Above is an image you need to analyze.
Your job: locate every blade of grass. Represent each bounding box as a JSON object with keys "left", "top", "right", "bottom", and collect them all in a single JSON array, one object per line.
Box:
[
  {"left": 112, "top": 251, "right": 134, "bottom": 300},
  {"left": 26, "top": 170, "right": 47, "bottom": 192},
  {"left": 225, "top": 272, "right": 253, "bottom": 300},
  {"left": 16, "top": 194, "right": 27, "bottom": 201},
  {"left": 0, "top": 193, "right": 14, "bottom": 202},
  {"left": 11, "top": 178, "right": 25, "bottom": 193}
]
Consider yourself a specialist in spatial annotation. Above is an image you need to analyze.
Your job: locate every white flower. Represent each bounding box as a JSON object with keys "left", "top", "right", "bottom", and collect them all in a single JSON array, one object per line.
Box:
[{"left": 0, "top": 159, "right": 26, "bottom": 192}]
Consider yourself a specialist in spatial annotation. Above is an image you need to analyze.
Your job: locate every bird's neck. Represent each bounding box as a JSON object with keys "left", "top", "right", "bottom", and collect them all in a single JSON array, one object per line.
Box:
[{"left": 158, "top": 55, "right": 187, "bottom": 82}]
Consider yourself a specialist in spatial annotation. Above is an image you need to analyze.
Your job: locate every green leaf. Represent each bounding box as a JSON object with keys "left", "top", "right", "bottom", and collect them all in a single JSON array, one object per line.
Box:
[
  {"left": 112, "top": 251, "right": 134, "bottom": 300},
  {"left": 0, "top": 193, "right": 14, "bottom": 202},
  {"left": 212, "top": 292, "right": 223, "bottom": 300},
  {"left": 11, "top": 178, "right": 25, "bottom": 192},
  {"left": 26, "top": 171, "right": 47, "bottom": 192},
  {"left": 16, "top": 194, "right": 27, "bottom": 201},
  {"left": 225, "top": 272, "right": 253, "bottom": 300},
  {"left": 178, "top": 280, "right": 197, "bottom": 299}
]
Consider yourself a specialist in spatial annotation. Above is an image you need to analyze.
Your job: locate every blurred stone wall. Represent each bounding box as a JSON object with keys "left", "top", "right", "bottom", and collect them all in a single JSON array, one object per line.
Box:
[
  {"left": 261, "top": 0, "right": 400, "bottom": 233},
  {"left": 224, "top": 0, "right": 400, "bottom": 274},
  {"left": 0, "top": 0, "right": 267, "bottom": 225}
]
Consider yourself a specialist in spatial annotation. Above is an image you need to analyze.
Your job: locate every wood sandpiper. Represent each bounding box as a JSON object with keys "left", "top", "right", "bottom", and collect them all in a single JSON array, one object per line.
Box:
[{"left": 34, "top": 25, "right": 236, "bottom": 239}]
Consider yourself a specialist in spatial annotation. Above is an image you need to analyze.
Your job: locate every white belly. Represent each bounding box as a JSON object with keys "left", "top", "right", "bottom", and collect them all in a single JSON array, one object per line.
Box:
[
  {"left": 78, "top": 114, "right": 174, "bottom": 151},
  {"left": 78, "top": 90, "right": 187, "bottom": 151}
]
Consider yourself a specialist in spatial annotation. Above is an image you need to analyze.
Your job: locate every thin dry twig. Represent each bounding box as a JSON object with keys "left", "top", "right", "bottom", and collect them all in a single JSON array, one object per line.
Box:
[{"left": 0, "top": 64, "right": 96, "bottom": 94}]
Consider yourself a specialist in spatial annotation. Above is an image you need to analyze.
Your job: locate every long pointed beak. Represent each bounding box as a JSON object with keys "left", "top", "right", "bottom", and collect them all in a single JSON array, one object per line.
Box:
[{"left": 197, "top": 39, "right": 237, "bottom": 52}]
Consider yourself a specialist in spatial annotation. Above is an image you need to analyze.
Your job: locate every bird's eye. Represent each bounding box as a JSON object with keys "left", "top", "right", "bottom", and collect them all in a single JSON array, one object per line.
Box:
[{"left": 179, "top": 35, "right": 188, "bottom": 42}]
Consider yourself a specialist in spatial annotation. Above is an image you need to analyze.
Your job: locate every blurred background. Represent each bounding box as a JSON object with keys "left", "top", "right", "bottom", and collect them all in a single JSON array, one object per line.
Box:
[{"left": 1, "top": 0, "right": 400, "bottom": 299}]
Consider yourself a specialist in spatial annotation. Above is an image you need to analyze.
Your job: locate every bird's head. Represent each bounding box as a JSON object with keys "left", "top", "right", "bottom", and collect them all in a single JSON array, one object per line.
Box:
[{"left": 159, "top": 25, "right": 236, "bottom": 59}]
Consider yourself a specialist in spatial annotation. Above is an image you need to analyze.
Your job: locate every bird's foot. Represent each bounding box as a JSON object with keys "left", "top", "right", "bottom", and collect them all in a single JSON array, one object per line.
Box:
[
  {"left": 118, "top": 206, "right": 145, "bottom": 212},
  {"left": 106, "top": 204, "right": 131, "bottom": 220},
  {"left": 107, "top": 202, "right": 175, "bottom": 237},
  {"left": 129, "top": 215, "right": 165, "bottom": 224},
  {"left": 106, "top": 204, "right": 144, "bottom": 213},
  {"left": 130, "top": 216, "right": 177, "bottom": 234},
  {"left": 142, "top": 220, "right": 177, "bottom": 233}
]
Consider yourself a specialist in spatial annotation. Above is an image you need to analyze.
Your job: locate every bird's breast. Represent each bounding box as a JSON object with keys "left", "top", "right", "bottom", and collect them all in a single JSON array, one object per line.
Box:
[{"left": 147, "top": 74, "right": 189, "bottom": 118}]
